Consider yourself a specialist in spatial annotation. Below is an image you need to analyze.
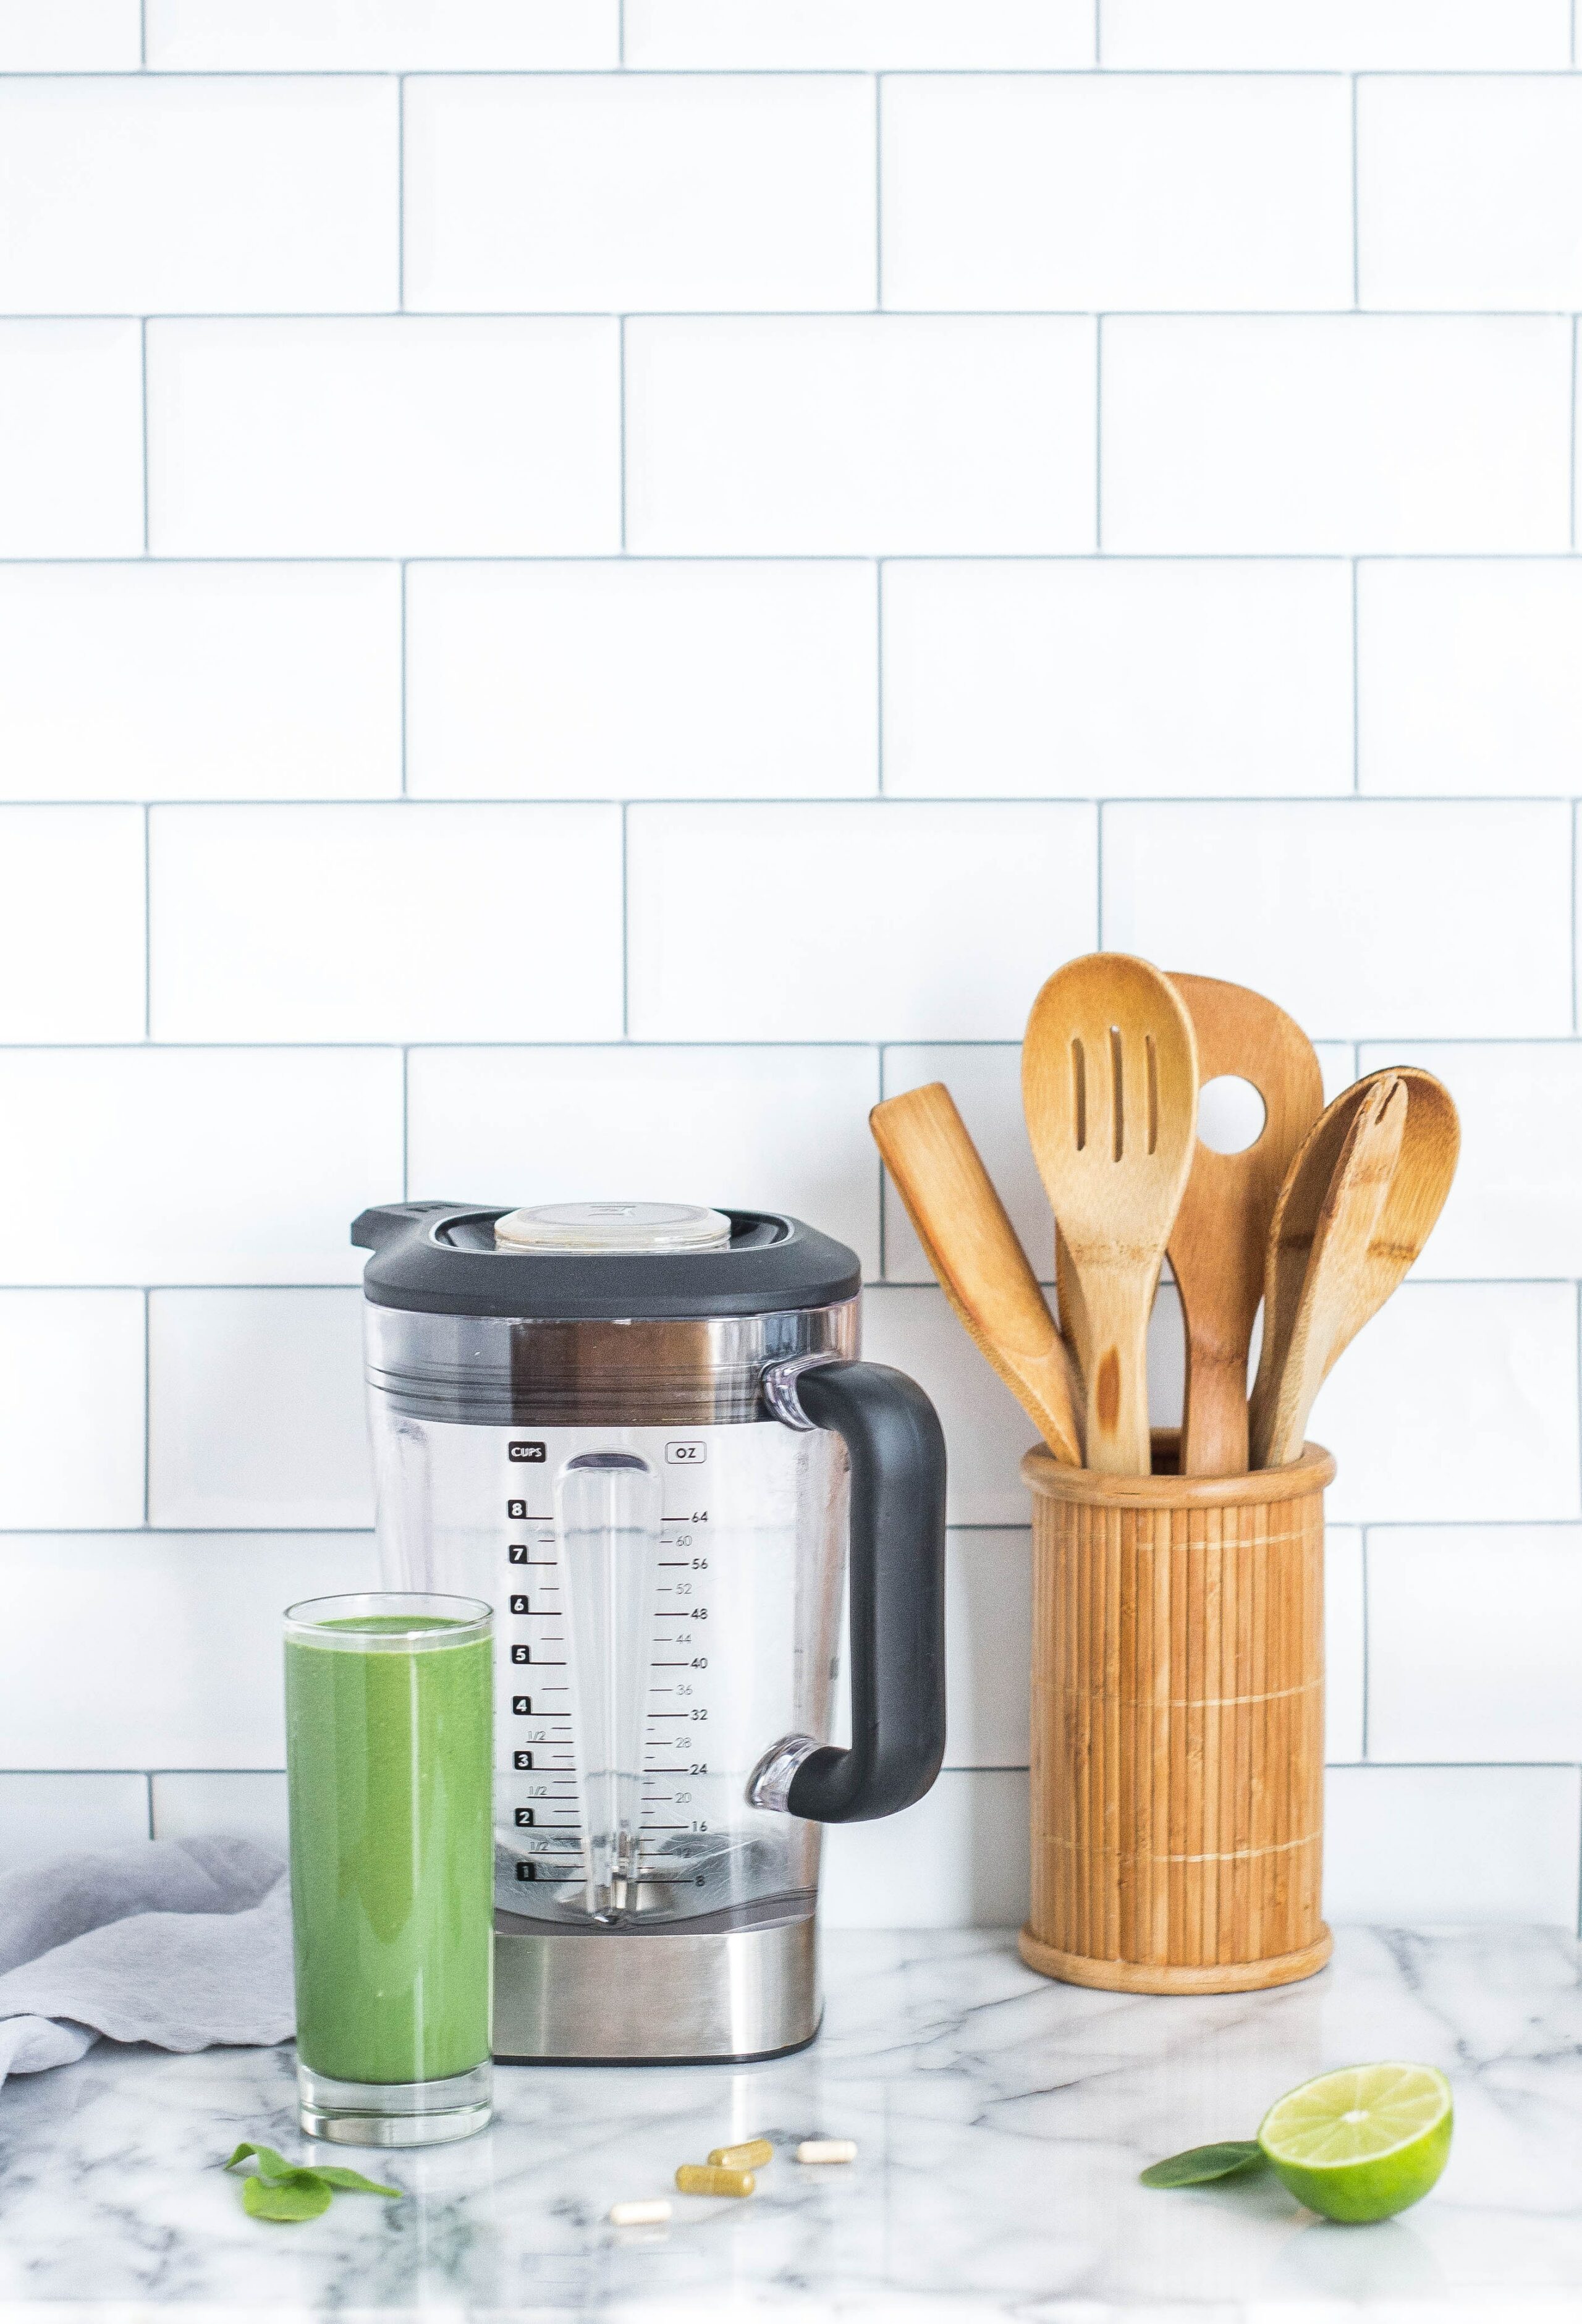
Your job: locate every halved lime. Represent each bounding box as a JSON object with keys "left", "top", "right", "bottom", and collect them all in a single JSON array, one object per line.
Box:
[{"left": 1258, "top": 2063, "right": 1452, "bottom": 2224}]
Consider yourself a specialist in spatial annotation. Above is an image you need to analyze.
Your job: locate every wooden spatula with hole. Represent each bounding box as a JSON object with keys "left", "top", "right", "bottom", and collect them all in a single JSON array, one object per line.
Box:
[
  {"left": 1022, "top": 953, "right": 1199, "bottom": 1476},
  {"left": 1250, "top": 1065, "right": 1458, "bottom": 1469},
  {"left": 1164, "top": 973, "right": 1324, "bottom": 1477},
  {"left": 870, "top": 1081, "right": 1083, "bottom": 1467}
]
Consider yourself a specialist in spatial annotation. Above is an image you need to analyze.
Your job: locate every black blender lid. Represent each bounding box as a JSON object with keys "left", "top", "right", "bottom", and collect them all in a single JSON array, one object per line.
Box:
[{"left": 351, "top": 1201, "right": 863, "bottom": 1320}]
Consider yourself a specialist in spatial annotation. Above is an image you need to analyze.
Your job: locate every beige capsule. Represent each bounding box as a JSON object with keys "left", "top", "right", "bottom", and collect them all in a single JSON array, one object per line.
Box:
[
  {"left": 796, "top": 2139, "right": 858, "bottom": 2165},
  {"left": 707, "top": 2139, "right": 773, "bottom": 2171},
  {"left": 675, "top": 2163, "right": 755, "bottom": 2199}
]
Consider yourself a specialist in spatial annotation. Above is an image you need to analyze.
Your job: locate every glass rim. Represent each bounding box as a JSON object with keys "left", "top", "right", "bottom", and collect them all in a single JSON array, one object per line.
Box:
[{"left": 283, "top": 1591, "right": 493, "bottom": 1651}]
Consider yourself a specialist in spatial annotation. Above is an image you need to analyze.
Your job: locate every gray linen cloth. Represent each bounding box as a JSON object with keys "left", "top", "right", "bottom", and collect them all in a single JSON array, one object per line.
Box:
[{"left": 0, "top": 1835, "right": 292, "bottom": 2089}]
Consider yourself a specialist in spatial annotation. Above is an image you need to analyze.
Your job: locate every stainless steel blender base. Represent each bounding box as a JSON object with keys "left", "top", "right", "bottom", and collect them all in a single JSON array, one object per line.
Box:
[{"left": 492, "top": 1911, "right": 819, "bottom": 2063}]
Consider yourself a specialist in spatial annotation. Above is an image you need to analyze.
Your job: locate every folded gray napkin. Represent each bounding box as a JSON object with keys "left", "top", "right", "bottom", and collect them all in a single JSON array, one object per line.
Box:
[{"left": 0, "top": 1835, "right": 292, "bottom": 2090}]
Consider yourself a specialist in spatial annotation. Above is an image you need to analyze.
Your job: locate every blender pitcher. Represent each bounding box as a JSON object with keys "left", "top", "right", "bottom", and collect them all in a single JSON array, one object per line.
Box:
[{"left": 352, "top": 1199, "right": 947, "bottom": 2063}]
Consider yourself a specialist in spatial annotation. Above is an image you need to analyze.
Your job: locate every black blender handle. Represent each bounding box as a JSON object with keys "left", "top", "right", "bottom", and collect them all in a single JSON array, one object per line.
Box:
[{"left": 785, "top": 1361, "right": 947, "bottom": 1825}]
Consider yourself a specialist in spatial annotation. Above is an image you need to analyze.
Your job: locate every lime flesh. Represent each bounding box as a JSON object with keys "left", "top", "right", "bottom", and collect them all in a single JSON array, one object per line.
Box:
[{"left": 1258, "top": 2063, "right": 1452, "bottom": 2224}]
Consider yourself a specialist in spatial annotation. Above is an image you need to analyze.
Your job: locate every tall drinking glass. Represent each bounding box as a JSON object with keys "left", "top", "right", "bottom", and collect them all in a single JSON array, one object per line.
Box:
[{"left": 284, "top": 1592, "right": 494, "bottom": 2146}]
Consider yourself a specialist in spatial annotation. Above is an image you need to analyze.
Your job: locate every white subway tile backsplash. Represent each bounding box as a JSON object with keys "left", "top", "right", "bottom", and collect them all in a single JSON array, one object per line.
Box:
[
  {"left": 1101, "top": 1, "right": 1571, "bottom": 70},
  {"left": 625, "top": 1, "right": 1091, "bottom": 69},
  {"left": 0, "top": 807, "right": 144, "bottom": 1041},
  {"left": 150, "top": 1770, "right": 287, "bottom": 1853},
  {"left": 0, "top": 321, "right": 142, "bottom": 557},
  {"left": 1316, "top": 1283, "right": 1581, "bottom": 1526},
  {"left": 0, "top": 1532, "right": 378, "bottom": 1769},
  {"left": 0, "top": 1048, "right": 402, "bottom": 1287},
  {"left": 0, "top": 564, "right": 400, "bottom": 803},
  {"left": 625, "top": 317, "right": 1097, "bottom": 556},
  {"left": 1101, "top": 317, "right": 1573, "bottom": 554},
  {"left": 0, "top": 77, "right": 397, "bottom": 316},
  {"left": 406, "top": 561, "right": 876, "bottom": 801},
  {"left": 882, "top": 75, "right": 1350, "bottom": 314},
  {"left": 146, "top": 319, "right": 620, "bottom": 557},
  {"left": 405, "top": 75, "right": 875, "bottom": 315},
  {"left": 407, "top": 1046, "right": 882, "bottom": 1275},
  {"left": 150, "top": 804, "right": 624, "bottom": 1042},
  {"left": 1359, "top": 78, "right": 1582, "bottom": 313},
  {"left": 1369, "top": 1528, "right": 1582, "bottom": 1765},
  {"left": 882, "top": 560, "right": 1352, "bottom": 800},
  {"left": 0, "top": 1775, "right": 150, "bottom": 1872},
  {"left": 145, "top": 0, "right": 618, "bottom": 69},
  {"left": 862, "top": 1287, "right": 1044, "bottom": 1528},
  {"left": 0, "top": 1, "right": 139, "bottom": 70},
  {"left": 879, "top": 1046, "right": 1050, "bottom": 1285},
  {"left": 1326, "top": 1529, "right": 1365, "bottom": 1765},
  {"left": 148, "top": 1289, "right": 370, "bottom": 1531},
  {"left": 1102, "top": 801, "right": 1573, "bottom": 1039},
  {"left": 0, "top": 1292, "right": 145, "bottom": 1529},
  {"left": 1324, "top": 1765, "right": 1581, "bottom": 1925},
  {"left": 821, "top": 1769, "right": 1030, "bottom": 1928},
  {"left": 945, "top": 1530, "right": 1030, "bottom": 1770},
  {"left": 628, "top": 803, "right": 1096, "bottom": 1041}
]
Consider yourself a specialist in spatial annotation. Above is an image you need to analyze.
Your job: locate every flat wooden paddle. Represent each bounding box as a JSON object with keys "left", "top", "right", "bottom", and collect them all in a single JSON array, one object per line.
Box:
[
  {"left": 1023, "top": 953, "right": 1199, "bottom": 1476},
  {"left": 870, "top": 1082, "right": 1083, "bottom": 1467},
  {"left": 1165, "top": 973, "right": 1324, "bottom": 1477}
]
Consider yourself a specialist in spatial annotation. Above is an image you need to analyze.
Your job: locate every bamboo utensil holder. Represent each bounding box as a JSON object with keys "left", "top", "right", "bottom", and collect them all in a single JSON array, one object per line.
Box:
[{"left": 1020, "top": 1432, "right": 1334, "bottom": 1995}]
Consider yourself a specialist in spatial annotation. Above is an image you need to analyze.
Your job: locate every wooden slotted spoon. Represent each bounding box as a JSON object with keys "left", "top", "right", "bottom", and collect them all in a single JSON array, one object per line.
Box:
[
  {"left": 1165, "top": 973, "right": 1324, "bottom": 1477},
  {"left": 871, "top": 1082, "right": 1083, "bottom": 1467},
  {"left": 1022, "top": 954, "right": 1199, "bottom": 1476}
]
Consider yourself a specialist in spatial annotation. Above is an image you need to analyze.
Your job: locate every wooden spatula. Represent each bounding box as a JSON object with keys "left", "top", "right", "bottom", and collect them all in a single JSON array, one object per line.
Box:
[
  {"left": 1165, "top": 973, "right": 1324, "bottom": 1477},
  {"left": 1250, "top": 1065, "right": 1459, "bottom": 1469},
  {"left": 870, "top": 1081, "right": 1083, "bottom": 1467},
  {"left": 1022, "top": 953, "right": 1199, "bottom": 1475}
]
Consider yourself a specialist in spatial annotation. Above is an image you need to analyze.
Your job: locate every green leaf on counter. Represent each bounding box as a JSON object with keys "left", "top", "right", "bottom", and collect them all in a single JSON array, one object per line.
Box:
[
  {"left": 224, "top": 2142, "right": 297, "bottom": 2182},
  {"left": 312, "top": 2166, "right": 402, "bottom": 2197},
  {"left": 242, "top": 2171, "right": 334, "bottom": 2223},
  {"left": 1141, "top": 2140, "right": 1267, "bottom": 2188}
]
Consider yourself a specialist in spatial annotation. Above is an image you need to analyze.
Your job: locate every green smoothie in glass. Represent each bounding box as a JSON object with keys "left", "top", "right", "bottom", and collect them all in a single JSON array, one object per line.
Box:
[{"left": 284, "top": 1592, "right": 494, "bottom": 2146}]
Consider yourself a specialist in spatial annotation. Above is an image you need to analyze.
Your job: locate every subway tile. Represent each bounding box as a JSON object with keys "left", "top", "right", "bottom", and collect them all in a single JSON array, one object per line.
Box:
[
  {"left": 1324, "top": 1765, "right": 1581, "bottom": 1925},
  {"left": 150, "top": 804, "right": 624, "bottom": 1042},
  {"left": 0, "top": 1291, "right": 144, "bottom": 1529},
  {"left": 625, "top": 0, "right": 1092, "bottom": 67},
  {"left": 1369, "top": 1528, "right": 1582, "bottom": 1764},
  {"left": 0, "top": 1774, "right": 149, "bottom": 1870},
  {"left": 863, "top": 1287, "right": 1047, "bottom": 1528},
  {"left": 0, "top": 77, "right": 397, "bottom": 315},
  {"left": 146, "top": 319, "right": 620, "bottom": 557},
  {"left": 628, "top": 803, "right": 1096, "bottom": 1041},
  {"left": 407, "top": 1047, "right": 882, "bottom": 1277},
  {"left": 1357, "top": 1042, "right": 1582, "bottom": 1281},
  {"left": 1101, "top": 317, "right": 1571, "bottom": 554},
  {"left": 1101, "top": 0, "right": 1570, "bottom": 69},
  {"left": 626, "top": 316, "right": 1096, "bottom": 556},
  {"left": 148, "top": 1289, "right": 370, "bottom": 1531},
  {"left": 0, "top": 807, "right": 144, "bottom": 1041},
  {"left": 0, "top": 1048, "right": 402, "bottom": 1287},
  {"left": 882, "top": 75, "right": 1350, "bottom": 313},
  {"left": 1359, "top": 561, "right": 1582, "bottom": 798},
  {"left": 821, "top": 1769, "right": 1030, "bottom": 1928},
  {"left": 1102, "top": 801, "right": 1573, "bottom": 1039},
  {"left": 1326, "top": 1528, "right": 1365, "bottom": 1765},
  {"left": 0, "top": 321, "right": 142, "bottom": 556},
  {"left": 0, "top": 565, "right": 400, "bottom": 803},
  {"left": 944, "top": 1530, "right": 1031, "bottom": 1770},
  {"left": 151, "top": 1771, "right": 287, "bottom": 1854},
  {"left": 0, "top": 1532, "right": 378, "bottom": 1768},
  {"left": 1314, "top": 1283, "right": 1581, "bottom": 1526},
  {"left": 405, "top": 75, "right": 874, "bottom": 313},
  {"left": 1359, "top": 78, "right": 1582, "bottom": 312},
  {"left": 0, "top": 0, "right": 140, "bottom": 68},
  {"left": 406, "top": 561, "right": 877, "bottom": 801},
  {"left": 879, "top": 1047, "right": 1051, "bottom": 1285},
  {"left": 145, "top": 0, "right": 617, "bottom": 68},
  {"left": 882, "top": 560, "right": 1352, "bottom": 800}
]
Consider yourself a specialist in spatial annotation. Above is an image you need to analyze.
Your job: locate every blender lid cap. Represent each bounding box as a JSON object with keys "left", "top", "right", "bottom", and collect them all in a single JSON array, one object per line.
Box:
[{"left": 350, "top": 1202, "right": 862, "bottom": 1319}]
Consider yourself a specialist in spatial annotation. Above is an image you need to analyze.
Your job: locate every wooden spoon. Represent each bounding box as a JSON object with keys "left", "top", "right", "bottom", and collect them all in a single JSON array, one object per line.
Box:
[
  {"left": 1022, "top": 954, "right": 1199, "bottom": 1475},
  {"left": 1165, "top": 973, "right": 1324, "bottom": 1477},
  {"left": 871, "top": 1081, "right": 1083, "bottom": 1467},
  {"left": 1250, "top": 1065, "right": 1460, "bottom": 1469}
]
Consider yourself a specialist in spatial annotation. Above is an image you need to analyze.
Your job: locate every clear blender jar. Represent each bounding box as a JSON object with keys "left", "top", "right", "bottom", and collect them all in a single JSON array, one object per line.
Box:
[{"left": 352, "top": 1199, "right": 947, "bottom": 2064}]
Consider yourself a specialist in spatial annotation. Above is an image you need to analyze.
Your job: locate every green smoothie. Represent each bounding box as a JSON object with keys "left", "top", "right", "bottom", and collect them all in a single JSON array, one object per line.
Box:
[{"left": 285, "top": 1609, "right": 493, "bottom": 2086}]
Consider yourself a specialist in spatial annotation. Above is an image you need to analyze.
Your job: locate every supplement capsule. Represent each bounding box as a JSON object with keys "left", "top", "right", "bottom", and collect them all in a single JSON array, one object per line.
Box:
[
  {"left": 675, "top": 2163, "right": 756, "bottom": 2199},
  {"left": 609, "top": 2199, "right": 670, "bottom": 2227},
  {"left": 796, "top": 2139, "right": 858, "bottom": 2165},
  {"left": 707, "top": 2139, "right": 773, "bottom": 2171}
]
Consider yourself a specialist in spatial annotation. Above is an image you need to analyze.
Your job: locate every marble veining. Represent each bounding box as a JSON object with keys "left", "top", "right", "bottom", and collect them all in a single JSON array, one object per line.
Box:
[{"left": 0, "top": 1925, "right": 1578, "bottom": 2320}]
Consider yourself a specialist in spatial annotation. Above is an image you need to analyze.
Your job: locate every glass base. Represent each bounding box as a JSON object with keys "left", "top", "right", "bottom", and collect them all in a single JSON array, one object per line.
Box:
[{"left": 296, "top": 2058, "right": 493, "bottom": 2148}]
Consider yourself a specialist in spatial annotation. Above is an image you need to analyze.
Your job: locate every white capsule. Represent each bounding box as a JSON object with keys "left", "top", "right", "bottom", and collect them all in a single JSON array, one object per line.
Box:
[
  {"left": 609, "top": 2199, "right": 671, "bottom": 2226},
  {"left": 795, "top": 2139, "right": 857, "bottom": 2165}
]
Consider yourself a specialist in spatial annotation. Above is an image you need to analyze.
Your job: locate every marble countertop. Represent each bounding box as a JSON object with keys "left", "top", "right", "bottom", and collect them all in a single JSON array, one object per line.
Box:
[{"left": 1, "top": 1924, "right": 1579, "bottom": 2321}]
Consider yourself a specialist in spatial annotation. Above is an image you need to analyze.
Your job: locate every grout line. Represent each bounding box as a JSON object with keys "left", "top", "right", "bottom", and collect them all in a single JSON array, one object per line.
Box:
[
  {"left": 142, "top": 805, "right": 152, "bottom": 1039},
  {"left": 139, "top": 319, "right": 150, "bottom": 554},
  {"left": 1575, "top": 0, "right": 1578, "bottom": 70},
  {"left": 1, "top": 551, "right": 1581, "bottom": 569},
  {"left": 145, "top": 1772, "right": 155, "bottom": 1841},
  {"left": 1093, "top": 315, "right": 1104, "bottom": 550},
  {"left": 1350, "top": 559, "right": 1360, "bottom": 792},
  {"left": 400, "top": 1047, "right": 410, "bottom": 1201},
  {"left": 618, "top": 0, "right": 625, "bottom": 66},
  {"left": 399, "top": 562, "right": 410, "bottom": 796},
  {"left": 1350, "top": 76, "right": 1360, "bottom": 308},
  {"left": 138, "top": 0, "right": 146, "bottom": 69},
  {"left": 620, "top": 801, "right": 630, "bottom": 1038},
  {"left": 1358, "top": 1527, "right": 1369, "bottom": 1759},
  {"left": 874, "top": 560, "right": 885, "bottom": 794},
  {"left": 873, "top": 74, "right": 884, "bottom": 310},
  {"left": 1573, "top": 801, "right": 1579, "bottom": 1035},
  {"left": 1571, "top": 315, "right": 1578, "bottom": 552},
  {"left": 1094, "top": 798, "right": 1104, "bottom": 947},
  {"left": 1093, "top": 0, "right": 1102, "bottom": 67},
  {"left": 618, "top": 315, "right": 628, "bottom": 551},
  {"left": 142, "top": 1287, "right": 151, "bottom": 1529},
  {"left": 396, "top": 77, "right": 406, "bottom": 311}
]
